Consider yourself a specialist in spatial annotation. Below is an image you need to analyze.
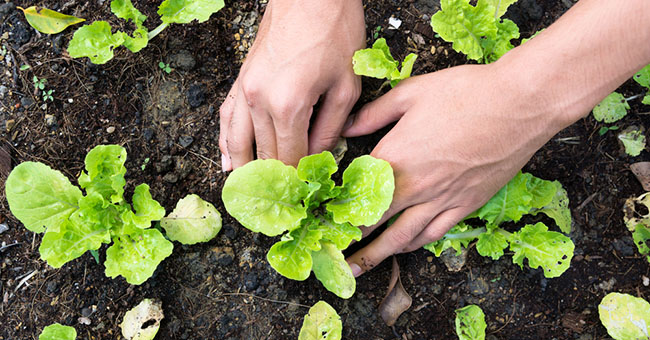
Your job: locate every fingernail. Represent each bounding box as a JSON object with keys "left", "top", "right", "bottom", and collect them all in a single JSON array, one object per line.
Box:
[
  {"left": 349, "top": 263, "right": 362, "bottom": 277},
  {"left": 343, "top": 115, "right": 355, "bottom": 131},
  {"left": 221, "top": 154, "right": 232, "bottom": 172}
]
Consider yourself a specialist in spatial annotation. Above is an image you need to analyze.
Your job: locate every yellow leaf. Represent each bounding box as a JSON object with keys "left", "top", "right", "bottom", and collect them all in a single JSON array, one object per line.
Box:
[{"left": 18, "top": 6, "right": 85, "bottom": 34}]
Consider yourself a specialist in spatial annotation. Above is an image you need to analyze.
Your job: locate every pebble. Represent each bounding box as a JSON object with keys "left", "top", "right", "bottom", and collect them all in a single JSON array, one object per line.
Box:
[
  {"left": 44, "top": 114, "right": 56, "bottom": 127},
  {"left": 163, "top": 173, "right": 179, "bottom": 183},
  {"left": 597, "top": 277, "right": 617, "bottom": 291},
  {"left": 0, "top": 224, "right": 8, "bottom": 234},
  {"left": 243, "top": 273, "right": 258, "bottom": 291},
  {"left": 0, "top": 85, "right": 7, "bottom": 98},
  {"left": 187, "top": 84, "right": 205, "bottom": 108},
  {"left": 168, "top": 50, "right": 196, "bottom": 71},
  {"left": 106, "top": 126, "right": 115, "bottom": 134},
  {"left": 143, "top": 128, "right": 154, "bottom": 142},
  {"left": 20, "top": 97, "right": 34, "bottom": 108},
  {"left": 643, "top": 276, "right": 649, "bottom": 287},
  {"left": 440, "top": 247, "right": 468, "bottom": 272},
  {"left": 78, "top": 317, "right": 91, "bottom": 325},
  {"left": 178, "top": 135, "right": 194, "bottom": 148},
  {"left": 155, "top": 155, "right": 173, "bottom": 173},
  {"left": 5, "top": 119, "right": 15, "bottom": 132}
]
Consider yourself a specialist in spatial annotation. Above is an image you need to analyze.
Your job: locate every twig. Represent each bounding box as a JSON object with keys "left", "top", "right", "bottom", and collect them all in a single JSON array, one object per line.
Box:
[
  {"left": 576, "top": 192, "right": 598, "bottom": 211},
  {"left": 218, "top": 292, "right": 311, "bottom": 308},
  {"left": 14, "top": 270, "right": 38, "bottom": 292},
  {"left": 0, "top": 242, "right": 20, "bottom": 252}
]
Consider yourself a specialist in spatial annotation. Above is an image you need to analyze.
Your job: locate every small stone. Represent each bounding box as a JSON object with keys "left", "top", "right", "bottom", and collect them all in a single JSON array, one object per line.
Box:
[
  {"left": 244, "top": 273, "right": 258, "bottom": 291},
  {"left": 163, "top": 172, "right": 179, "bottom": 183},
  {"left": 67, "top": 98, "right": 73, "bottom": 103},
  {"left": 168, "top": 50, "right": 196, "bottom": 71},
  {"left": 187, "top": 84, "right": 205, "bottom": 108},
  {"left": 45, "top": 281, "right": 57, "bottom": 294},
  {"left": 440, "top": 247, "right": 468, "bottom": 272},
  {"left": 155, "top": 155, "right": 173, "bottom": 173},
  {"left": 0, "top": 224, "right": 8, "bottom": 234},
  {"left": 0, "top": 85, "right": 7, "bottom": 98},
  {"left": 597, "top": 277, "right": 617, "bottom": 291},
  {"left": 44, "top": 114, "right": 56, "bottom": 127},
  {"left": 106, "top": 126, "right": 116, "bottom": 133},
  {"left": 21, "top": 97, "right": 34, "bottom": 108},
  {"left": 78, "top": 317, "right": 91, "bottom": 325},
  {"left": 468, "top": 277, "right": 490, "bottom": 296},
  {"left": 0, "top": 3, "right": 16, "bottom": 21},
  {"left": 143, "top": 128, "right": 154, "bottom": 142},
  {"left": 234, "top": 33, "right": 241, "bottom": 41},
  {"left": 178, "top": 135, "right": 194, "bottom": 148},
  {"left": 5, "top": 119, "right": 15, "bottom": 132},
  {"left": 643, "top": 276, "right": 649, "bottom": 287},
  {"left": 81, "top": 307, "right": 93, "bottom": 317}
]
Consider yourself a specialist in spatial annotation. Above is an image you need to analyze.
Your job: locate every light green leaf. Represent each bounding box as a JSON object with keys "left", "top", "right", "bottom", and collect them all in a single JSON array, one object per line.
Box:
[
  {"left": 67, "top": 21, "right": 126, "bottom": 64},
  {"left": 123, "top": 27, "right": 148, "bottom": 53},
  {"left": 633, "top": 224, "right": 650, "bottom": 263},
  {"left": 477, "top": 172, "right": 532, "bottom": 225},
  {"left": 326, "top": 155, "right": 394, "bottom": 226},
  {"left": 372, "top": 38, "right": 397, "bottom": 64},
  {"left": 618, "top": 127, "right": 646, "bottom": 157},
  {"left": 523, "top": 173, "right": 556, "bottom": 209},
  {"left": 312, "top": 241, "right": 356, "bottom": 299},
  {"left": 509, "top": 222, "right": 574, "bottom": 278},
  {"left": 311, "top": 214, "right": 361, "bottom": 250},
  {"left": 39, "top": 323, "right": 77, "bottom": 340},
  {"left": 298, "top": 301, "right": 342, "bottom": 340},
  {"left": 633, "top": 64, "right": 650, "bottom": 88},
  {"left": 521, "top": 29, "right": 544, "bottom": 44},
  {"left": 78, "top": 144, "right": 127, "bottom": 203},
  {"left": 532, "top": 181, "right": 572, "bottom": 234},
  {"left": 298, "top": 151, "right": 337, "bottom": 205},
  {"left": 161, "top": 194, "right": 222, "bottom": 245},
  {"left": 599, "top": 293, "right": 650, "bottom": 340},
  {"left": 424, "top": 222, "right": 479, "bottom": 256},
  {"left": 111, "top": 0, "right": 146, "bottom": 26},
  {"left": 484, "top": 18, "right": 519, "bottom": 63},
  {"left": 476, "top": 230, "right": 509, "bottom": 260},
  {"left": 455, "top": 305, "right": 486, "bottom": 340},
  {"left": 158, "top": 0, "right": 225, "bottom": 24},
  {"left": 222, "top": 159, "right": 309, "bottom": 237},
  {"left": 120, "top": 299, "right": 163, "bottom": 340},
  {"left": 6, "top": 162, "right": 82, "bottom": 233},
  {"left": 431, "top": 0, "right": 498, "bottom": 61},
  {"left": 352, "top": 48, "right": 399, "bottom": 80},
  {"left": 391, "top": 53, "right": 418, "bottom": 87},
  {"left": 593, "top": 92, "right": 630, "bottom": 123},
  {"left": 18, "top": 6, "right": 85, "bottom": 34},
  {"left": 120, "top": 184, "right": 165, "bottom": 229},
  {"left": 39, "top": 216, "right": 111, "bottom": 268},
  {"left": 104, "top": 229, "right": 173, "bottom": 285},
  {"left": 644, "top": 95, "right": 650, "bottom": 106},
  {"left": 624, "top": 192, "right": 650, "bottom": 232},
  {"left": 267, "top": 223, "right": 322, "bottom": 281},
  {"left": 481, "top": 0, "right": 518, "bottom": 17}
]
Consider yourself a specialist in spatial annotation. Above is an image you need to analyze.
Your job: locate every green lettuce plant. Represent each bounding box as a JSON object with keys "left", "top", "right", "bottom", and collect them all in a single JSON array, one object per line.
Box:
[
  {"left": 222, "top": 151, "right": 394, "bottom": 298},
  {"left": 5, "top": 145, "right": 222, "bottom": 285},
  {"left": 39, "top": 324, "right": 76, "bottom": 340},
  {"left": 425, "top": 172, "right": 574, "bottom": 278},
  {"left": 67, "top": 0, "right": 225, "bottom": 64},
  {"left": 430, "top": 0, "right": 520, "bottom": 63},
  {"left": 352, "top": 38, "right": 417, "bottom": 88},
  {"left": 599, "top": 293, "right": 650, "bottom": 340},
  {"left": 298, "top": 301, "right": 342, "bottom": 340},
  {"left": 455, "top": 305, "right": 486, "bottom": 340}
]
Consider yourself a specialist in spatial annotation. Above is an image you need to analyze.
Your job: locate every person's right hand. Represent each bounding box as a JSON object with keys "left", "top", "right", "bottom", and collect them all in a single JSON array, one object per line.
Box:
[{"left": 219, "top": 0, "right": 365, "bottom": 171}]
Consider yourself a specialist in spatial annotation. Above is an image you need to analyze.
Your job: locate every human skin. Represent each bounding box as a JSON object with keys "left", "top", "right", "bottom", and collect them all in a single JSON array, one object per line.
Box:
[
  {"left": 344, "top": 0, "right": 650, "bottom": 276},
  {"left": 218, "top": 0, "right": 365, "bottom": 170}
]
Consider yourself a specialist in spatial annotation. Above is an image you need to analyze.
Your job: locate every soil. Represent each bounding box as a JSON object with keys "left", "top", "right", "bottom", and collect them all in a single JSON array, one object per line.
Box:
[{"left": 0, "top": 0, "right": 648, "bottom": 339}]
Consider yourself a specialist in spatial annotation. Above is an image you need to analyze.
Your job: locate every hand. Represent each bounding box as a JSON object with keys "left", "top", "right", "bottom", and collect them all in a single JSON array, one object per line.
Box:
[
  {"left": 219, "top": 0, "right": 365, "bottom": 170},
  {"left": 342, "top": 63, "right": 575, "bottom": 277}
]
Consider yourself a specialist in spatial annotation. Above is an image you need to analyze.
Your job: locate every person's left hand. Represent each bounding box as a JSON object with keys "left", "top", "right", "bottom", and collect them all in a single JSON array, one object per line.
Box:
[{"left": 341, "top": 62, "right": 577, "bottom": 277}]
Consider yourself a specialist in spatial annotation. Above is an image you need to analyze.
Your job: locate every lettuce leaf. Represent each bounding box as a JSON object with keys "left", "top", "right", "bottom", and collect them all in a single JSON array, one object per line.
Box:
[
  {"left": 120, "top": 184, "right": 166, "bottom": 229},
  {"left": 326, "top": 155, "right": 394, "bottom": 226},
  {"left": 477, "top": 171, "right": 532, "bottom": 225},
  {"left": 593, "top": 92, "right": 630, "bottom": 123},
  {"left": 510, "top": 222, "right": 574, "bottom": 278},
  {"left": 455, "top": 305, "right": 486, "bottom": 340},
  {"left": 267, "top": 222, "right": 322, "bottom": 281},
  {"left": 298, "top": 151, "right": 338, "bottom": 206},
  {"left": 423, "top": 222, "right": 479, "bottom": 256},
  {"left": 476, "top": 230, "right": 509, "bottom": 260},
  {"left": 298, "top": 301, "right": 342, "bottom": 340},
  {"left": 161, "top": 194, "right": 222, "bottom": 245},
  {"left": 352, "top": 38, "right": 417, "bottom": 87},
  {"left": 67, "top": 21, "right": 126, "bottom": 64},
  {"left": 312, "top": 241, "right": 356, "bottom": 299},
  {"left": 311, "top": 214, "right": 361, "bottom": 250},
  {"left": 158, "top": 0, "right": 225, "bottom": 24},
  {"left": 599, "top": 293, "right": 650, "bottom": 340},
  {"left": 104, "top": 229, "right": 173, "bottom": 285},
  {"left": 78, "top": 144, "right": 127, "bottom": 203},
  {"left": 531, "top": 180, "right": 572, "bottom": 233},
  {"left": 633, "top": 64, "right": 650, "bottom": 105},
  {"left": 39, "top": 323, "right": 77, "bottom": 340},
  {"left": 5, "top": 162, "right": 82, "bottom": 233},
  {"left": 39, "top": 217, "right": 111, "bottom": 268},
  {"left": 618, "top": 127, "right": 646, "bottom": 156}
]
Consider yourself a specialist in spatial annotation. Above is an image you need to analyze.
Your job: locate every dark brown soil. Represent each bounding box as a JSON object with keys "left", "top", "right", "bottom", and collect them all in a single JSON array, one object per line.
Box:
[{"left": 0, "top": 0, "right": 648, "bottom": 339}]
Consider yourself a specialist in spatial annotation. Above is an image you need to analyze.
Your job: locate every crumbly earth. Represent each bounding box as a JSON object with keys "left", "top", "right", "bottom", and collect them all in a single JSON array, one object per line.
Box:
[{"left": 0, "top": 0, "right": 648, "bottom": 339}]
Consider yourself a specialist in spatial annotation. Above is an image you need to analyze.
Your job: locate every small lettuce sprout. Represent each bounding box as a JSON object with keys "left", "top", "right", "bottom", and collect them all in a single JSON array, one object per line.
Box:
[
  {"left": 430, "top": 0, "right": 520, "bottom": 63},
  {"left": 352, "top": 38, "right": 417, "bottom": 88},
  {"left": 222, "top": 151, "right": 394, "bottom": 298},
  {"left": 455, "top": 305, "right": 486, "bottom": 340},
  {"left": 161, "top": 194, "right": 222, "bottom": 245},
  {"left": 39, "top": 324, "right": 76, "bottom": 340},
  {"left": 618, "top": 126, "right": 646, "bottom": 156},
  {"left": 68, "top": 0, "right": 225, "bottom": 64},
  {"left": 634, "top": 64, "right": 650, "bottom": 105},
  {"left": 18, "top": 6, "right": 85, "bottom": 34},
  {"left": 298, "top": 301, "right": 342, "bottom": 340},
  {"left": 5, "top": 145, "right": 221, "bottom": 285},
  {"left": 120, "top": 299, "right": 163, "bottom": 340},
  {"left": 424, "top": 172, "right": 574, "bottom": 278},
  {"left": 623, "top": 192, "right": 650, "bottom": 263},
  {"left": 593, "top": 92, "right": 630, "bottom": 123},
  {"left": 599, "top": 293, "right": 650, "bottom": 340}
]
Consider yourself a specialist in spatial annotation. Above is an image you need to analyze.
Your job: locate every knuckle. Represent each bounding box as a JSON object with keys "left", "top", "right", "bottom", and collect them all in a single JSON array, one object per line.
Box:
[
  {"left": 256, "top": 150, "right": 274, "bottom": 160},
  {"left": 240, "top": 80, "right": 262, "bottom": 107},
  {"left": 219, "top": 103, "right": 233, "bottom": 119},
  {"left": 227, "top": 136, "right": 247, "bottom": 154},
  {"left": 388, "top": 227, "right": 414, "bottom": 246}
]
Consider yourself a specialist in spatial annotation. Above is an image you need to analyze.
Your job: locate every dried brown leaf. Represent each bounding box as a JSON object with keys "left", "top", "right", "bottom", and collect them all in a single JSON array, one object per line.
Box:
[
  {"left": 631, "top": 162, "right": 650, "bottom": 191},
  {"left": 379, "top": 257, "right": 412, "bottom": 326}
]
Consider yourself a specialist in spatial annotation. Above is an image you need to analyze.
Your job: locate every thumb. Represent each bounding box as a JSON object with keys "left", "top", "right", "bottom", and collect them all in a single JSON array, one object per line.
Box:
[{"left": 342, "top": 86, "right": 408, "bottom": 137}]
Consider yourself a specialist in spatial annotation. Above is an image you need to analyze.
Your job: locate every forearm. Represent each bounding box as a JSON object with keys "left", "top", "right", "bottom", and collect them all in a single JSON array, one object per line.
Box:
[{"left": 497, "top": 0, "right": 650, "bottom": 130}]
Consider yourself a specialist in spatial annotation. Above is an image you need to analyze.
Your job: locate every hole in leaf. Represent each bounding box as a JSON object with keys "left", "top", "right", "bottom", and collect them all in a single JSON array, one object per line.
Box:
[{"left": 141, "top": 319, "right": 157, "bottom": 329}]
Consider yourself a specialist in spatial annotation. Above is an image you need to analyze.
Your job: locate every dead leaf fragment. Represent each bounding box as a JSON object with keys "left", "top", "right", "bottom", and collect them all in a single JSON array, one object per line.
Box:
[
  {"left": 378, "top": 257, "right": 412, "bottom": 327},
  {"left": 120, "top": 299, "right": 164, "bottom": 340},
  {"left": 631, "top": 162, "right": 650, "bottom": 191}
]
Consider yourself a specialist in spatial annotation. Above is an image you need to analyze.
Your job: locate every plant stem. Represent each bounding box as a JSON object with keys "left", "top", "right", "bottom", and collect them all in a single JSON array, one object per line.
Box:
[
  {"left": 148, "top": 23, "right": 169, "bottom": 40},
  {"left": 625, "top": 92, "right": 647, "bottom": 101}
]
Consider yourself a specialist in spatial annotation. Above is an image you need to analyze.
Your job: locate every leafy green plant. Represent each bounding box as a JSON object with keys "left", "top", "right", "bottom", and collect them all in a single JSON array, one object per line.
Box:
[
  {"left": 455, "top": 305, "right": 486, "bottom": 340},
  {"left": 18, "top": 6, "right": 85, "bottom": 34},
  {"left": 42, "top": 89, "right": 54, "bottom": 102},
  {"left": 634, "top": 64, "right": 650, "bottom": 105},
  {"left": 352, "top": 38, "right": 417, "bottom": 88},
  {"left": 5, "top": 145, "right": 222, "bottom": 285},
  {"left": 430, "top": 0, "right": 521, "bottom": 63},
  {"left": 39, "top": 323, "right": 76, "bottom": 340},
  {"left": 592, "top": 65, "right": 650, "bottom": 126},
  {"left": 222, "top": 151, "right": 394, "bottom": 298},
  {"left": 623, "top": 192, "right": 650, "bottom": 263},
  {"left": 424, "top": 172, "right": 574, "bottom": 278},
  {"left": 599, "top": 293, "right": 650, "bottom": 340},
  {"left": 158, "top": 61, "right": 172, "bottom": 74},
  {"left": 298, "top": 301, "right": 342, "bottom": 340},
  {"left": 33, "top": 76, "right": 46, "bottom": 90},
  {"left": 598, "top": 125, "right": 619, "bottom": 136},
  {"left": 67, "top": 0, "right": 225, "bottom": 64},
  {"left": 618, "top": 126, "right": 646, "bottom": 156}
]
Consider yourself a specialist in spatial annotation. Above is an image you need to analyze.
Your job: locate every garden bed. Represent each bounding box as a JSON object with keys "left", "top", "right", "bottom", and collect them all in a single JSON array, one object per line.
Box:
[{"left": 0, "top": 0, "right": 648, "bottom": 339}]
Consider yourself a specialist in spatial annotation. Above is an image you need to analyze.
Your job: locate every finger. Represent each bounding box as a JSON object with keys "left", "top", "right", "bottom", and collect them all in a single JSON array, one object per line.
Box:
[
  {"left": 250, "top": 107, "right": 278, "bottom": 160},
  {"left": 342, "top": 86, "right": 409, "bottom": 137},
  {"left": 347, "top": 203, "right": 436, "bottom": 277},
  {"left": 274, "top": 107, "right": 311, "bottom": 166},
  {"left": 401, "top": 207, "right": 469, "bottom": 253},
  {"left": 308, "top": 79, "right": 360, "bottom": 154},
  {"left": 218, "top": 81, "right": 238, "bottom": 171},
  {"left": 227, "top": 88, "right": 255, "bottom": 169}
]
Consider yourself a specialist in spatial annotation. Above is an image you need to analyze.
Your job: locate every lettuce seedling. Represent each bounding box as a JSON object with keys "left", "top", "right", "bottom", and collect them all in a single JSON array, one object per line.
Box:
[
  {"left": 425, "top": 172, "right": 574, "bottom": 278},
  {"left": 430, "top": 0, "right": 520, "bottom": 63},
  {"left": 599, "top": 293, "right": 650, "bottom": 340},
  {"left": 39, "top": 324, "right": 76, "bottom": 340},
  {"left": 455, "top": 305, "right": 486, "bottom": 340},
  {"left": 352, "top": 38, "right": 417, "bottom": 88},
  {"left": 67, "top": 0, "right": 224, "bottom": 64},
  {"left": 5, "top": 145, "right": 221, "bottom": 285},
  {"left": 633, "top": 64, "right": 650, "bottom": 105},
  {"left": 298, "top": 301, "right": 342, "bottom": 340},
  {"left": 222, "top": 151, "right": 394, "bottom": 298},
  {"left": 618, "top": 126, "right": 646, "bottom": 156}
]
